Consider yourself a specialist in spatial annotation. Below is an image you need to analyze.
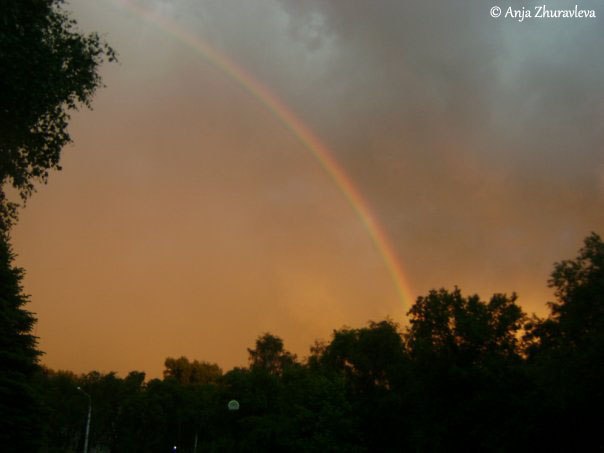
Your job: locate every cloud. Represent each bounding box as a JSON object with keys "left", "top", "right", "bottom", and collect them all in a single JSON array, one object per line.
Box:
[{"left": 74, "top": 0, "right": 604, "bottom": 305}]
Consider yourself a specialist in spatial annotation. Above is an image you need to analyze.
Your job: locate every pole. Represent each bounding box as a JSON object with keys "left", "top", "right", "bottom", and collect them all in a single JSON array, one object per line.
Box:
[
  {"left": 77, "top": 387, "right": 92, "bottom": 453},
  {"left": 193, "top": 431, "right": 198, "bottom": 453}
]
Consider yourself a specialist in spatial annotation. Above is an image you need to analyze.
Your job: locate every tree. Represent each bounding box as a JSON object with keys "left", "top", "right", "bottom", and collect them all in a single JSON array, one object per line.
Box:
[
  {"left": 163, "top": 356, "right": 222, "bottom": 385},
  {"left": 313, "top": 320, "right": 406, "bottom": 392},
  {"left": 407, "top": 288, "right": 525, "bottom": 361},
  {"left": 0, "top": 0, "right": 116, "bottom": 229},
  {"left": 247, "top": 333, "right": 296, "bottom": 375},
  {"left": 311, "top": 320, "right": 408, "bottom": 451},
  {"left": 523, "top": 233, "right": 604, "bottom": 451},
  {"left": 405, "top": 288, "right": 527, "bottom": 450},
  {"left": 0, "top": 234, "right": 42, "bottom": 450},
  {"left": 543, "top": 232, "right": 603, "bottom": 347},
  {"left": 36, "top": 368, "right": 83, "bottom": 450}
]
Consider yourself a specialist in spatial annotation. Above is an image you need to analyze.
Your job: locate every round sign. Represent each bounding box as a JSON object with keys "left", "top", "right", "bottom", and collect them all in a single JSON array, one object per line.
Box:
[{"left": 227, "top": 399, "right": 240, "bottom": 411}]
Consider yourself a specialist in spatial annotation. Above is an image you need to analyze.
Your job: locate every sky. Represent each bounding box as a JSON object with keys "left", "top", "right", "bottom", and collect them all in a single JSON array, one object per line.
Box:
[{"left": 12, "top": 0, "right": 604, "bottom": 378}]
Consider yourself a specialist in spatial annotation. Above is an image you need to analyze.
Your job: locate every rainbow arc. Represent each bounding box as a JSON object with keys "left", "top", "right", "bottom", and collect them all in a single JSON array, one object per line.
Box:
[{"left": 113, "top": 0, "right": 414, "bottom": 307}]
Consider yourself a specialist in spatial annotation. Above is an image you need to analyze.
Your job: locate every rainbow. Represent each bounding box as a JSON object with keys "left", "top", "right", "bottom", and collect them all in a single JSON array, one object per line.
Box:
[{"left": 111, "top": 0, "right": 414, "bottom": 307}]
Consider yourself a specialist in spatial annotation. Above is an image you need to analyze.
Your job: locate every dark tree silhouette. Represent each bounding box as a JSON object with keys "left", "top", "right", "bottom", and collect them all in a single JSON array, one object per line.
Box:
[
  {"left": 0, "top": 234, "right": 42, "bottom": 450},
  {"left": 407, "top": 287, "right": 524, "bottom": 362},
  {"left": 405, "top": 288, "right": 527, "bottom": 450},
  {"left": 163, "top": 356, "right": 222, "bottom": 385},
  {"left": 0, "top": 0, "right": 116, "bottom": 229},
  {"left": 524, "top": 233, "right": 604, "bottom": 451},
  {"left": 248, "top": 333, "right": 297, "bottom": 375},
  {"left": 311, "top": 320, "right": 409, "bottom": 451}
]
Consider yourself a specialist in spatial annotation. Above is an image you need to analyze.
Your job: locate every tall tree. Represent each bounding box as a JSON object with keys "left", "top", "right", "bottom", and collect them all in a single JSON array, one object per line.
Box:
[
  {"left": 0, "top": 0, "right": 116, "bottom": 229},
  {"left": 0, "top": 234, "right": 42, "bottom": 449}
]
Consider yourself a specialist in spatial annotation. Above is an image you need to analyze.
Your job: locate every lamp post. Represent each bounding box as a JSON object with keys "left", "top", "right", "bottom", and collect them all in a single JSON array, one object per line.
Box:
[{"left": 77, "top": 387, "right": 91, "bottom": 453}]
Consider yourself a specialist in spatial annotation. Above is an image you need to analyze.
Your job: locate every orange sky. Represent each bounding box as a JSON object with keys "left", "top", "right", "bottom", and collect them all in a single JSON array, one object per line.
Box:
[{"left": 12, "top": 0, "right": 604, "bottom": 378}]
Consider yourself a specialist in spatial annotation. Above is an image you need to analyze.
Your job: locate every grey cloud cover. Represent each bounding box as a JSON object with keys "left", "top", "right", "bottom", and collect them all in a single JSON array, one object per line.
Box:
[{"left": 97, "top": 0, "right": 604, "bottom": 302}]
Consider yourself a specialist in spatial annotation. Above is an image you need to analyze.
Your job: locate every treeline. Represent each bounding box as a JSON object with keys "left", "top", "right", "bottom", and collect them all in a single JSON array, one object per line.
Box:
[{"left": 29, "top": 233, "right": 603, "bottom": 452}]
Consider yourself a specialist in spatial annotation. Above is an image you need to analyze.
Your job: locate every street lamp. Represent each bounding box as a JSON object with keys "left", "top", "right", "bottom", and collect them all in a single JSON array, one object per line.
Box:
[{"left": 77, "top": 386, "right": 91, "bottom": 453}]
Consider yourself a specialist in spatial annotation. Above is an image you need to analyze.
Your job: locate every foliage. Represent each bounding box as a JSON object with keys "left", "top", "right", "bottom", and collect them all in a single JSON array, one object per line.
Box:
[
  {"left": 247, "top": 333, "right": 297, "bottom": 375},
  {"left": 404, "top": 288, "right": 528, "bottom": 450},
  {"left": 407, "top": 287, "right": 524, "bottom": 362},
  {"left": 311, "top": 320, "right": 408, "bottom": 451},
  {"left": 0, "top": 233, "right": 42, "bottom": 451},
  {"left": 164, "top": 356, "right": 223, "bottom": 385},
  {"left": 0, "top": 0, "right": 116, "bottom": 229},
  {"left": 523, "top": 233, "right": 604, "bottom": 451}
]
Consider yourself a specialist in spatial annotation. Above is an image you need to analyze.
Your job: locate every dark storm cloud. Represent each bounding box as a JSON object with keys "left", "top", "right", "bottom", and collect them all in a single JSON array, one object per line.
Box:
[
  {"left": 130, "top": 0, "right": 603, "bottom": 298},
  {"left": 269, "top": 0, "right": 604, "bottom": 298}
]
